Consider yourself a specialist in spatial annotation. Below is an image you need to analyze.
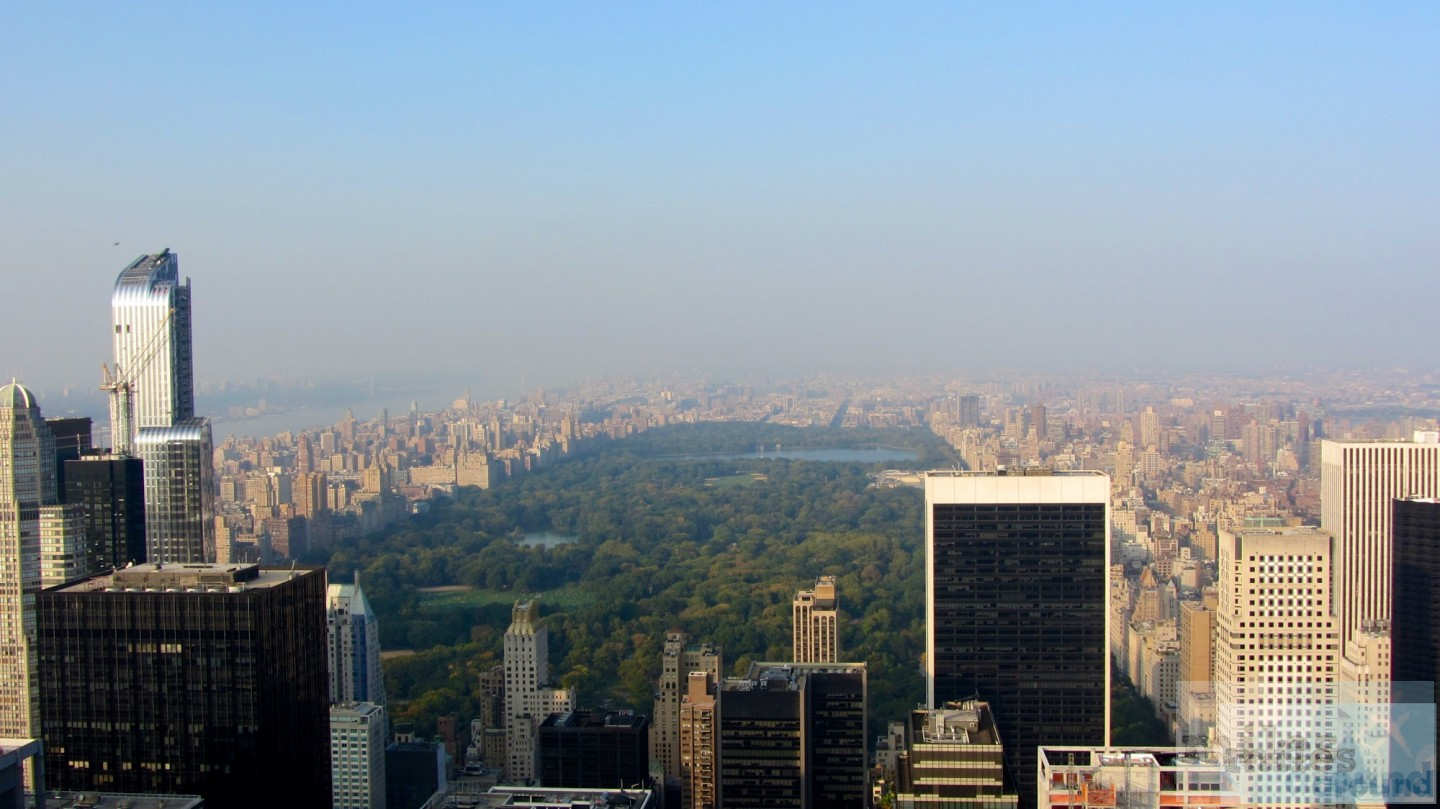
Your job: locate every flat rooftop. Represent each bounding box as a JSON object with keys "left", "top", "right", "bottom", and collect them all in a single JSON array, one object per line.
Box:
[
  {"left": 29, "top": 794, "right": 204, "bottom": 809},
  {"left": 48, "top": 563, "right": 318, "bottom": 594}
]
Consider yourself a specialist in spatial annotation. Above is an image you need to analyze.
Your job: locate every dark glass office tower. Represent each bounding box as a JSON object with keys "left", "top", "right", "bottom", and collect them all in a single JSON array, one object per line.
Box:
[
  {"left": 38, "top": 563, "right": 330, "bottom": 808},
  {"left": 63, "top": 455, "right": 146, "bottom": 571},
  {"left": 539, "top": 710, "right": 650, "bottom": 789},
  {"left": 1392, "top": 496, "right": 1440, "bottom": 778},
  {"left": 925, "top": 470, "right": 1110, "bottom": 809},
  {"left": 717, "top": 662, "right": 867, "bottom": 809}
]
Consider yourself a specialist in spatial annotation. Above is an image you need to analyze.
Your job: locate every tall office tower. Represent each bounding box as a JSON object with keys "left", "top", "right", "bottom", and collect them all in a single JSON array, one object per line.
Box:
[
  {"left": 328, "top": 575, "right": 386, "bottom": 706},
  {"left": 894, "top": 701, "right": 1017, "bottom": 809},
  {"left": 46, "top": 416, "right": 92, "bottom": 491},
  {"left": 0, "top": 382, "right": 86, "bottom": 748},
  {"left": 504, "top": 601, "right": 573, "bottom": 784},
  {"left": 651, "top": 630, "right": 722, "bottom": 787},
  {"left": 679, "top": 672, "right": 717, "bottom": 809},
  {"left": 925, "top": 470, "right": 1110, "bottom": 809},
  {"left": 1321, "top": 433, "right": 1440, "bottom": 648},
  {"left": 331, "top": 702, "right": 388, "bottom": 809},
  {"left": 63, "top": 455, "right": 146, "bottom": 572},
  {"left": 959, "top": 394, "right": 981, "bottom": 428},
  {"left": 37, "top": 563, "right": 331, "bottom": 808},
  {"left": 135, "top": 418, "right": 215, "bottom": 563},
  {"left": 110, "top": 249, "right": 194, "bottom": 450},
  {"left": 1392, "top": 497, "right": 1440, "bottom": 774},
  {"left": 538, "top": 710, "right": 650, "bottom": 789},
  {"left": 793, "top": 576, "right": 839, "bottom": 663},
  {"left": 1211, "top": 528, "right": 1338, "bottom": 806},
  {"left": 716, "top": 662, "right": 868, "bottom": 809}
]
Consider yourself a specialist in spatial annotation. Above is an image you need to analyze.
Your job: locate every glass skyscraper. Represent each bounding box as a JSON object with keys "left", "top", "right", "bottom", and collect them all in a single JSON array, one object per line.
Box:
[{"left": 925, "top": 470, "right": 1110, "bottom": 808}]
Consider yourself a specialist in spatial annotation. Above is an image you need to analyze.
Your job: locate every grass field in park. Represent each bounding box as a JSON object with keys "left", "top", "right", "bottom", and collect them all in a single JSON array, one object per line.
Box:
[{"left": 416, "top": 584, "right": 595, "bottom": 611}]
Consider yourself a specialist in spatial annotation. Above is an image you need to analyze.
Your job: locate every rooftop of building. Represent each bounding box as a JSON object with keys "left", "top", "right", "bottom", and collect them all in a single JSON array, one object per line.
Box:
[
  {"left": 722, "top": 661, "right": 866, "bottom": 692},
  {"left": 132, "top": 418, "right": 212, "bottom": 444},
  {"left": 911, "top": 700, "right": 1001, "bottom": 747},
  {"left": 331, "top": 702, "right": 385, "bottom": 720},
  {"left": 46, "top": 562, "right": 322, "bottom": 594},
  {"left": 0, "top": 379, "right": 37, "bottom": 410},
  {"left": 926, "top": 468, "right": 1109, "bottom": 478},
  {"left": 27, "top": 794, "right": 204, "bottom": 809},
  {"left": 113, "top": 249, "right": 179, "bottom": 291},
  {"left": 540, "top": 710, "right": 647, "bottom": 730},
  {"left": 420, "top": 784, "right": 654, "bottom": 809}
]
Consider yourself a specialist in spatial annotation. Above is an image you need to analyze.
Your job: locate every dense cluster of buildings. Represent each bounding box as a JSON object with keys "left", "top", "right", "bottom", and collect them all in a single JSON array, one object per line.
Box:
[{"left": 3, "top": 252, "right": 1439, "bottom": 807}]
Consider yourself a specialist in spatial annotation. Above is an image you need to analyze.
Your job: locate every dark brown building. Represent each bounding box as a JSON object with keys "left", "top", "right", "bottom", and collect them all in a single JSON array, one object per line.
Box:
[
  {"left": 38, "top": 562, "right": 331, "bottom": 808},
  {"left": 63, "top": 454, "right": 146, "bottom": 572},
  {"left": 539, "top": 710, "right": 650, "bottom": 789}
]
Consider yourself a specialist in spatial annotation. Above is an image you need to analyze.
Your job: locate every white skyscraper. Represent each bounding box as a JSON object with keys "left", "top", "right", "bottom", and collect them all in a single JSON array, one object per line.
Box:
[
  {"left": 328, "top": 576, "right": 386, "bottom": 706},
  {"left": 1320, "top": 434, "right": 1440, "bottom": 647},
  {"left": 792, "top": 575, "right": 839, "bottom": 663},
  {"left": 110, "top": 249, "right": 194, "bottom": 448},
  {"left": 503, "top": 601, "right": 572, "bottom": 784},
  {"left": 0, "top": 382, "right": 85, "bottom": 746},
  {"left": 111, "top": 250, "right": 216, "bottom": 563}
]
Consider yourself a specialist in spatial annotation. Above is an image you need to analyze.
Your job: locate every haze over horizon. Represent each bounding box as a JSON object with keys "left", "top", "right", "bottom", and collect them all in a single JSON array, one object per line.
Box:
[{"left": 3, "top": 3, "right": 1437, "bottom": 394}]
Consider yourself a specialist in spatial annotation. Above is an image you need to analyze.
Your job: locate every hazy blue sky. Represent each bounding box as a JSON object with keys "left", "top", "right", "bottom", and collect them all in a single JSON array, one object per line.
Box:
[{"left": 2, "top": 3, "right": 1436, "bottom": 396}]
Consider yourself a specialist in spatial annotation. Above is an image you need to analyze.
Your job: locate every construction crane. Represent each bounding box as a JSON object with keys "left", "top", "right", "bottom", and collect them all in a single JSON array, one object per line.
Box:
[{"left": 101, "top": 306, "right": 175, "bottom": 456}]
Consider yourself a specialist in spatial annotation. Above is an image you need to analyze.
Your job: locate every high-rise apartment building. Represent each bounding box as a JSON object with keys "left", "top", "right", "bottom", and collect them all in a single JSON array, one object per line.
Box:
[
  {"left": 331, "top": 701, "right": 388, "bottom": 809},
  {"left": 925, "top": 470, "right": 1110, "bottom": 809},
  {"left": 110, "top": 249, "right": 194, "bottom": 448},
  {"left": 37, "top": 562, "right": 331, "bottom": 808},
  {"left": 135, "top": 418, "right": 215, "bottom": 563},
  {"left": 716, "top": 662, "right": 868, "bottom": 809},
  {"left": 793, "top": 575, "right": 839, "bottom": 663},
  {"left": 1211, "top": 527, "right": 1338, "bottom": 806},
  {"left": 504, "top": 601, "right": 573, "bottom": 784},
  {"left": 651, "top": 630, "right": 721, "bottom": 788},
  {"left": 328, "top": 575, "right": 386, "bottom": 706},
  {"left": 63, "top": 454, "right": 145, "bottom": 572},
  {"left": 678, "top": 672, "right": 717, "bottom": 809},
  {"left": 1320, "top": 434, "right": 1440, "bottom": 647},
  {"left": 0, "top": 382, "right": 85, "bottom": 747}
]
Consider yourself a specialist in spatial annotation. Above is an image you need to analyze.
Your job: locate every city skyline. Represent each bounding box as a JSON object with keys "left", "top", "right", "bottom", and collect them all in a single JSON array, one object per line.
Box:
[{"left": 2, "top": 4, "right": 1438, "bottom": 395}]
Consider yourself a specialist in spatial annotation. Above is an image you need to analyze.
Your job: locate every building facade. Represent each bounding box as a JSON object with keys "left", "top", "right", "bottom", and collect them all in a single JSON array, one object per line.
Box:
[
  {"left": 651, "top": 629, "right": 721, "bottom": 787},
  {"left": 717, "top": 662, "right": 867, "bottom": 809},
  {"left": 1391, "top": 496, "right": 1440, "bottom": 787},
  {"left": 37, "top": 563, "right": 331, "bottom": 808},
  {"left": 504, "top": 601, "right": 573, "bottom": 784},
  {"left": 328, "top": 575, "right": 386, "bottom": 706},
  {"left": 1211, "top": 527, "right": 1338, "bottom": 806},
  {"left": 678, "top": 672, "right": 717, "bottom": 809},
  {"left": 925, "top": 470, "right": 1110, "bottom": 808},
  {"left": 110, "top": 249, "right": 194, "bottom": 451},
  {"left": 1320, "top": 434, "right": 1440, "bottom": 647},
  {"left": 792, "top": 575, "right": 839, "bottom": 663},
  {"left": 135, "top": 418, "right": 215, "bottom": 563},
  {"left": 0, "top": 382, "right": 85, "bottom": 748},
  {"left": 538, "top": 710, "right": 649, "bottom": 789},
  {"left": 331, "top": 702, "right": 388, "bottom": 809},
  {"left": 894, "top": 701, "right": 1016, "bottom": 808},
  {"left": 63, "top": 454, "right": 146, "bottom": 572}
]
